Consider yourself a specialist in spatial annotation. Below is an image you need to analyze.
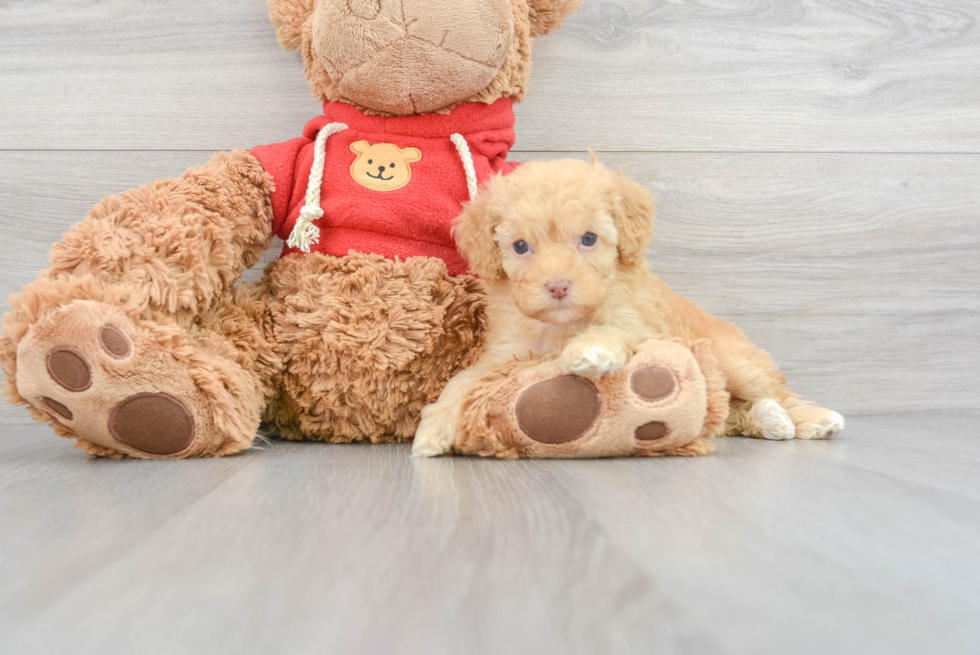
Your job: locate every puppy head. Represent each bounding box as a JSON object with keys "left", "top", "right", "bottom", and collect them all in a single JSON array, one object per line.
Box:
[{"left": 454, "top": 158, "right": 655, "bottom": 324}]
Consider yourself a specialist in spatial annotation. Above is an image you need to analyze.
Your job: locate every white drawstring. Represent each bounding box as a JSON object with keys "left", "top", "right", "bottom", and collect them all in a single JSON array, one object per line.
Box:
[
  {"left": 287, "top": 122, "right": 348, "bottom": 252},
  {"left": 288, "top": 126, "right": 478, "bottom": 252},
  {"left": 451, "top": 133, "right": 479, "bottom": 202}
]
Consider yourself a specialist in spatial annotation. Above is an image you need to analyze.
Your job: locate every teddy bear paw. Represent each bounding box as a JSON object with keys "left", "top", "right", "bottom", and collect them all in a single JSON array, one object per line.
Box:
[
  {"left": 458, "top": 340, "right": 715, "bottom": 458},
  {"left": 14, "top": 300, "right": 252, "bottom": 458}
]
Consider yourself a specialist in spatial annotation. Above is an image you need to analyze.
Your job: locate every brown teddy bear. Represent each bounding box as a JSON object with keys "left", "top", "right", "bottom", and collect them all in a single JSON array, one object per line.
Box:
[{"left": 1, "top": 0, "right": 584, "bottom": 459}]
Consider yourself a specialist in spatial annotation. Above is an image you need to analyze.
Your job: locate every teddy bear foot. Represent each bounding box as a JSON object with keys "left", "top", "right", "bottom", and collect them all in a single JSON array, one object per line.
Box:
[
  {"left": 455, "top": 340, "right": 730, "bottom": 459},
  {"left": 14, "top": 300, "right": 259, "bottom": 459}
]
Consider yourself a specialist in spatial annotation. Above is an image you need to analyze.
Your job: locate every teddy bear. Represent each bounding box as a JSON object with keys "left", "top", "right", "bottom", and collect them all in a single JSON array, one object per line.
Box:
[
  {"left": 3, "top": 0, "right": 730, "bottom": 461},
  {"left": 0, "top": 0, "right": 589, "bottom": 459}
]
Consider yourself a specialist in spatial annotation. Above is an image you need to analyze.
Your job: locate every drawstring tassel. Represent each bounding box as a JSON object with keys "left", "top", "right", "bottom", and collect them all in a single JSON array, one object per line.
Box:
[
  {"left": 287, "top": 121, "right": 348, "bottom": 252},
  {"left": 288, "top": 205, "right": 325, "bottom": 252}
]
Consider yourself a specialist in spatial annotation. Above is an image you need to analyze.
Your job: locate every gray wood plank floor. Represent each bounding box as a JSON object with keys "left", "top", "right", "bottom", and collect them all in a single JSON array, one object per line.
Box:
[{"left": 2, "top": 413, "right": 978, "bottom": 655}]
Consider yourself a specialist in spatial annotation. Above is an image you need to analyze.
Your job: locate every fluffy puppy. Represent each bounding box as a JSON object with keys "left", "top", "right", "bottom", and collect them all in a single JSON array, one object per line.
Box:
[{"left": 412, "top": 159, "right": 844, "bottom": 456}]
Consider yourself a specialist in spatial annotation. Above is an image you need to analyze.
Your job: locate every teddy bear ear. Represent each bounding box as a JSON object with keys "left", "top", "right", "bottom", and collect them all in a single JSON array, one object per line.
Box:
[
  {"left": 401, "top": 147, "right": 423, "bottom": 164},
  {"left": 349, "top": 140, "right": 370, "bottom": 155},
  {"left": 267, "top": 0, "right": 317, "bottom": 51},
  {"left": 527, "top": 0, "right": 582, "bottom": 37}
]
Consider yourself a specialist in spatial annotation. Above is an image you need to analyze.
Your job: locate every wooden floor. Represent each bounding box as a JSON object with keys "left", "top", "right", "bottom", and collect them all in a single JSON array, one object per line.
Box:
[{"left": 1, "top": 412, "right": 978, "bottom": 654}]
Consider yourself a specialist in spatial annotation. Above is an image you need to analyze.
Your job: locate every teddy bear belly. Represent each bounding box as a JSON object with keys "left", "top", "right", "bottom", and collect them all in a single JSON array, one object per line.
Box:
[
  {"left": 261, "top": 250, "right": 487, "bottom": 443},
  {"left": 278, "top": 227, "right": 470, "bottom": 277}
]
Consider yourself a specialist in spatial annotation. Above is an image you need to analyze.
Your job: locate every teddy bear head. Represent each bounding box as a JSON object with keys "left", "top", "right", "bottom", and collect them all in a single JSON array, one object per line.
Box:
[{"left": 267, "top": 0, "right": 581, "bottom": 116}]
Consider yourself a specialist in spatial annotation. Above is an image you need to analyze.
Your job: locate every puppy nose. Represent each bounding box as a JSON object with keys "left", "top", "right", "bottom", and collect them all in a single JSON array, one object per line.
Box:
[
  {"left": 378, "top": 165, "right": 386, "bottom": 172},
  {"left": 545, "top": 279, "right": 572, "bottom": 299}
]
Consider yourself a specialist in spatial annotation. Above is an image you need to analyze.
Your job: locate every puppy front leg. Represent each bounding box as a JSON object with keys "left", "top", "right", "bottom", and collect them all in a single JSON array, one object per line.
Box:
[
  {"left": 559, "top": 325, "right": 640, "bottom": 378},
  {"left": 412, "top": 365, "right": 491, "bottom": 457}
]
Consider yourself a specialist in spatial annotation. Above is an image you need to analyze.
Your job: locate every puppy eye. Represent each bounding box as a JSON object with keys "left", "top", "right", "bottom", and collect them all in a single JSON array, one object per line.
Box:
[
  {"left": 368, "top": 159, "right": 373, "bottom": 165},
  {"left": 390, "top": 163, "right": 396, "bottom": 168},
  {"left": 512, "top": 240, "right": 530, "bottom": 255},
  {"left": 581, "top": 232, "right": 598, "bottom": 247}
]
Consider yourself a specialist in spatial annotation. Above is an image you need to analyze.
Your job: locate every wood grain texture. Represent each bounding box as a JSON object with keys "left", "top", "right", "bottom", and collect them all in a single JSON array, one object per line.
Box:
[
  {"left": 1, "top": 0, "right": 979, "bottom": 152},
  {"left": 519, "top": 0, "right": 980, "bottom": 152},
  {"left": 1, "top": 151, "right": 976, "bottom": 425},
  {"left": 1, "top": 414, "right": 978, "bottom": 655}
]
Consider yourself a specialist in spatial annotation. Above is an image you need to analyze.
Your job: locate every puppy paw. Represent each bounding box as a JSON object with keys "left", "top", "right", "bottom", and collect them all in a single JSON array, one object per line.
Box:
[
  {"left": 793, "top": 408, "right": 845, "bottom": 440},
  {"left": 411, "top": 405, "right": 457, "bottom": 457},
  {"left": 560, "top": 341, "right": 629, "bottom": 378},
  {"left": 748, "top": 399, "right": 797, "bottom": 440}
]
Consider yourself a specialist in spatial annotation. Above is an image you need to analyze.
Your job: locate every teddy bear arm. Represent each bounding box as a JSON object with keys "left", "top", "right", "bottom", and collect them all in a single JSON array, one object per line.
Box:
[
  {"left": 39, "top": 149, "right": 275, "bottom": 324},
  {"left": 0, "top": 150, "right": 278, "bottom": 458}
]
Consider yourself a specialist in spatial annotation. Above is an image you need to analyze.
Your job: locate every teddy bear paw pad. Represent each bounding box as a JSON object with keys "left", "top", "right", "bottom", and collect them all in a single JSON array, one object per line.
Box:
[
  {"left": 46, "top": 348, "right": 93, "bottom": 392},
  {"left": 610, "top": 341, "right": 712, "bottom": 455},
  {"left": 515, "top": 375, "right": 600, "bottom": 444},
  {"left": 630, "top": 366, "right": 676, "bottom": 402},
  {"left": 635, "top": 421, "right": 669, "bottom": 441},
  {"left": 13, "top": 300, "right": 221, "bottom": 459},
  {"left": 108, "top": 393, "right": 196, "bottom": 455}
]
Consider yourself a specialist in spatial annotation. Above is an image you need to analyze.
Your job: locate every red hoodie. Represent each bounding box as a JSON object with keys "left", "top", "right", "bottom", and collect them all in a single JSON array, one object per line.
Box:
[{"left": 251, "top": 98, "right": 518, "bottom": 276}]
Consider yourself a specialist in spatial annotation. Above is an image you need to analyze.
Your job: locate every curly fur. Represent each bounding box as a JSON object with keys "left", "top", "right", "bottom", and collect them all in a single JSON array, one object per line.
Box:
[
  {"left": 2, "top": 1, "right": 575, "bottom": 458},
  {"left": 46, "top": 150, "right": 274, "bottom": 325},
  {"left": 262, "top": 252, "right": 487, "bottom": 443},
  {"left": 1, "top": 153, "right": 487, "bottom": 458},
  {"left": 414, "top": 159, "right": 843, "bottom": 456},
  {"left": 527, "top": 0, "right": 581, "bottom": 36}
]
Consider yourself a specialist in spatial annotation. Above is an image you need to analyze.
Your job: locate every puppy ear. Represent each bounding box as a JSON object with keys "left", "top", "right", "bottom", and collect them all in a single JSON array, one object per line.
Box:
[
  {"left": 268, "top": 0, "right": 316, "bottom": 51},
  {"left": 349, "top": 140, "right": 370, "bottom": 156},
  {"left": 452, "top": 190, "right": 505, "bottom": 281},
  {"left": 610, "top": 170, "right": 655, "bottom": 267},
  {"left": 528, "top": 0, "right": 582, "bottom": 37}
]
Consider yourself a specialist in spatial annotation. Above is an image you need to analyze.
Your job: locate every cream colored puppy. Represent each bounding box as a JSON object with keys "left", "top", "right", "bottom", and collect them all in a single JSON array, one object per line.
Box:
[{"left": 412, "top": 159, "right": 843, "bottom": 457}]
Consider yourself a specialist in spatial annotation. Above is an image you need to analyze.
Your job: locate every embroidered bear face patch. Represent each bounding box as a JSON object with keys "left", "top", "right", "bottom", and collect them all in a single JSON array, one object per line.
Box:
[{"left": 349, "top": 140, "right": 422, "bottom": 191}]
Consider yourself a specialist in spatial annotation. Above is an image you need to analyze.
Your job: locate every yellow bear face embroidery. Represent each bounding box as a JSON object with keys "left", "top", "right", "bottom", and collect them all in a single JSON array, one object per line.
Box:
[{"left": 349, "top": 140, "right": 422, "bottom": 192}]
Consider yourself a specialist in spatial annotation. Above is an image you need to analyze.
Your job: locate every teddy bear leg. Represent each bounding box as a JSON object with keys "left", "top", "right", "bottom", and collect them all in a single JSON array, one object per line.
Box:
[
  {"left": 452, "top": 339, "right": 730, "bottom": 459},
  {"left": 260, "top": 252, "right": 486, "bottom": 443},
  {"left": 10, "top": 291, "right": 274, "bottom": 459},
  {"left": 1, "top": 150, "right": 278, "bottom": 458}
]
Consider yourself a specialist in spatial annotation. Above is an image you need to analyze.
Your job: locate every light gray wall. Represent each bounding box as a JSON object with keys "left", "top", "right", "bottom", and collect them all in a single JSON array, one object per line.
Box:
[{"left": 1, "top": 0, "right": 978, "bottom": 423}]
